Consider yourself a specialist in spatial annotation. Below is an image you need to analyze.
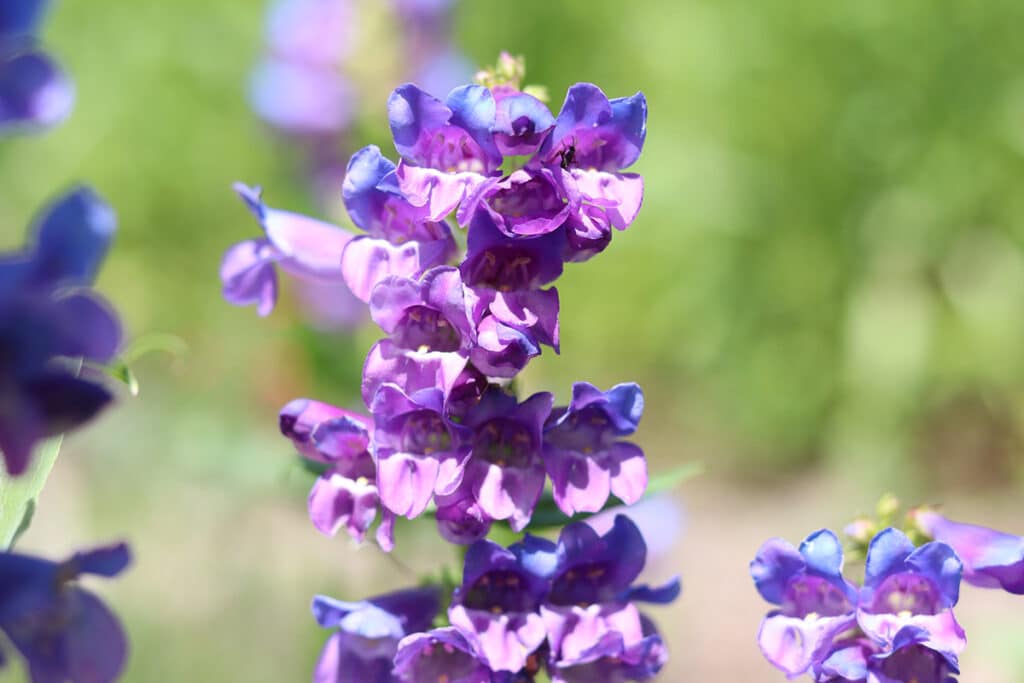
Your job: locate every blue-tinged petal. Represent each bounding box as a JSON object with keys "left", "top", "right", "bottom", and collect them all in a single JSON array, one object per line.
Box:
[
  {"left": 368, "top": 586, "right": 441, "bottom": 635},
  {"left": 608, "top": 92, "right": 647, "bottom": 168},
  {"left": 602, "top": 383, "right": 644, "bottom": 435},
  {"left": 62, "top": 588, "right": 128, "bottom": 683},
  {"left": 757, "top": 613, "right": 856, "bottom": 679},
  {"left": 26, "top": 186, "right": 115, "bottom": 287},
  {"left": 509, "top": 534, "right": 558, "bottom": 579},
  {"left": 445, "top": 84, "right": 501, "bottom": 165},
  {"left": 388, "top": 83, "right": 452, "bottom": 163},
  {"left": 865, "top": 528, "right": 916, "bottom": 589},
  {"left": 22, "top": 371, "right": 113, "bottom": 438},
  {"left": 913, "top": 509, "right": 1024, "bottom": 595},
  {"left": 67, "top": 543, "right": 131, "bottom": 579},
  {"left": 819, "top": 645, "right": 869, "bottom": 681},
  {"left": 52, "top": 292, "right": 121, "bottom": 363},
  {"left": 750, "top": 538, "right": 805, "bottom": 605},
  {"left": 622, "top": 576, "right": 681, "bottom": 605},
  {"left": 0, "top": 49, "right": 73, "bottom": 133},
  {"left": 342, "top": 145, "right": 398, "bottom": 233},
  {"left": 493, "top": 92, "right": 554, "bottom": 157},
  {"left": 311, "top": 595, "right": 361, "bottom": 629},
  {"left": 799, "top": 529, "right": 845, "bottom": 580},
  {"left": 905, "top": 542, "right": 962, "bottom": 609},
  {"left": 0, "top": 0, "right": 50, "bottom": 38}
]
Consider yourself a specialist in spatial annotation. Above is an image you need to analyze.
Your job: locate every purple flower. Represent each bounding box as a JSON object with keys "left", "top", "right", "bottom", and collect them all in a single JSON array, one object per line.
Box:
[
  {"left": 279, "top": 399, "right": 395, "bottom": 548},
  {"left": 393, "top": 626, "right": 493, "bottom": 683},
  {"left": 0, "top": 188, "right": 121, "bottom": 476},
  {"left": 312, "top": 586, "right": 441, "bottom": 683},
  {"left": 389, "top": 84, "right": 502, "bottom": 220},
  {"left": 448, "top": 538, "right": 554, "bottom": 671},
  {"left": 491, "top": 91, "right": 554, "bottom": 158},
  {"left": 461, "top": 388, "right": 552, "bottom": 531},
  {"left": 547, "top": 516, "right": 680, "bottom": 609},
  {"left": 360, "top": 338, "right": 467, "bottom": 409},
  {"left": 818, "top": 637, "right": 960, "bottom": 683},
  {"left": 0, "top": 0, "right": 74, "bottom": 133},
  {"left": 750, "top": 529, "right": 859, "bottom": 678},
  {"left": 343, "top": 145, "right": 456, "bottom": 247},
  {"left": 460, "top": 210, "right": 564, "bottom": 292},
  {"left": 542, "top": 382, "right": 647, "bottom": 516},
  {"left": 220, "top": 184, "right": 354, "bottom": 316},
  {"left": 541, "top": 602, "right": 666, "bottom": 683},
  {"left": 911, "top": 509, "right": 1024, "bottom": 596},
  {"left": 370, "top": 382, "right": 470, "bottom": 520},
  {"left": 0, "top": 542, "right": 131, "bottom": 682},
  {"left": 434, "top": 486, "right": 492, "bottom": 545},
  {"left": 457, "top": 167, "right": 571, "bottom": 237},
  {"left": 856, "top": 529, "right": 965, "bottom": 661},
  {"left": 369, "top": 267, "right": 475, "bottom": 353}
]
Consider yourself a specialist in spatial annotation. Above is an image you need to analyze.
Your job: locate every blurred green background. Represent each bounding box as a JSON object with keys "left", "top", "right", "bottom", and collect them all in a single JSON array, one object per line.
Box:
[{"left": 2, "top": 0, "right": 1023, "bottom": 680}]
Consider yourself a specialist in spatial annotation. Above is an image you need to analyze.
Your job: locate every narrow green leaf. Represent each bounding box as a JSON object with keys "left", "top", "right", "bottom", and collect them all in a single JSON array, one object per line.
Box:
[{"left": 0, "top": 437, "right": 63, "bottom": 549}]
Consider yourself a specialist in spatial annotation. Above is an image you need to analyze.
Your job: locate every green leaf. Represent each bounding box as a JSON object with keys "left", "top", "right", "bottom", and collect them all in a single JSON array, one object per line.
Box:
[
  {"left": 106, "top": 360, "right": 140, "bottom": 396},
  {"left": 0, "top": 437, "right": 63, "bottom": 549}
]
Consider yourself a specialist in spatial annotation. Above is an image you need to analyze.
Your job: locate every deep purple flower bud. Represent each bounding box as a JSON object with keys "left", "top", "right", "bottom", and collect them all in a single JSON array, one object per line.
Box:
[
  {"left": 461, "top": 388, "right": 552, "bottom": 531},
  {"left": 911, "top": 509, "right": 1024, "bottom": 595},
  {"left": 0, "top": 1, "right": 74, "bottom": 133},
  {"left": 0, "top": 542, "right": 131, "bottom": 682},
  {"left": 369, "top": 267, "right": 476, "bottom": 353},
  {"left": 343, "top": 145, "right": 457, "bottom": 250},
  {"left": 543, "top": 382, "right": 647, "bottom": 516},
  {"left": 856, "top": 529, "right": 966, "bottom": 661},
  {"left": 448, "top": 538, "right": 554, "bottom": 671},
  {"left": 461, "top": 211, "right": 564, "bottom": 292},
  {"left": 434, "top": 487, "right": 492, "bottom": 545},
  {"left": 750, "top": 529, "right": 859, "bottom": 678},
  {"left": 371, "top": 382, "right": 470, "bottom": 520},
  {"left": 492, "top": 91, "right": 554, "bottom": 157},
  {"left": 457, "top": 168, "right": 572, "bottom": 238},
  {"left": 312, "top": 586, "right": 441, "bottom": 683},
  {"left": 221, "top": 184, "right": 354, "bottom": 316},
  {"left": 538, "top": 84, "right": 646, "bottom": 173},
  {"left": 541, "top": 602, "right": 666, "bottom": 683},
  {"left": 393, "top": 626, "right": 493, "bottom": 683}
]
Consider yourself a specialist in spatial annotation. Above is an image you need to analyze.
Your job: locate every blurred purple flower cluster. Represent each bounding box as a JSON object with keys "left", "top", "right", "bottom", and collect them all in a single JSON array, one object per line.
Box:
[
  {"left": 315, "top": 516, "right": 678, "bottom": 682},
  {"left": 751, "top": 512, "right": 1024, "bottom": 682}
]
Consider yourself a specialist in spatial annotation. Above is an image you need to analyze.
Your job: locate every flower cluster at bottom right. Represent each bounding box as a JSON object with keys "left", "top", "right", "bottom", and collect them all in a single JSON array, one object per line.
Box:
[{"left": 750, "top": 512, "right": 1024, "bottom": 683}]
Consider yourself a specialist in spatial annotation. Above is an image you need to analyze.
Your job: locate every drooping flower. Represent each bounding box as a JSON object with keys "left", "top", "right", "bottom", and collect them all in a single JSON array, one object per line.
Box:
[
  {"left": 220, "top": 184, "right": 354, "bottom": 316},
  {"left": 542, "top": 382, "right": 647, "bottom": 516},
  {"left": 460, "top": 210, "right": 563, "bottom": 293},
  {"left": 393, "top": 626, "right": 493, "bottom": 683},
  {"left": 0, "top": 0, "right": 74, "bottom": 133},
  {"left": 911, "top": 509, "right": 1024, "bottom": 596},
  {"left": 750, "top": 529, "right": 859, "bottom": 678},
  {"left": 0, "top": 187, "right": 122, "bottom": 476},
  {"left": 312, "top": 586, "right": 441, "bottom": 683},
  {"left": 279, "top": 398, "right": 395, "bottom": 549},
  {"left": 0, "top": 542, "right": 131, "bottom": 682},
  {"left": 368, "top": 267, "right": 476, "bottom": 354}
]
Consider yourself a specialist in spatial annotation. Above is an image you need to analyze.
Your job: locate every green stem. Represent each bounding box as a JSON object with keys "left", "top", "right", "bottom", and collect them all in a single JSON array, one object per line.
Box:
[{"left": 0, "top": 437, "right": 63, "bottom": 549}]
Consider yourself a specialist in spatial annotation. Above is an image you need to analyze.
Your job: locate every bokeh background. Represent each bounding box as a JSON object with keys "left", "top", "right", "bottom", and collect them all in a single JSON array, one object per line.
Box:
[{"left": 2, "top": 0, "right": 1024, "bottom": 680}]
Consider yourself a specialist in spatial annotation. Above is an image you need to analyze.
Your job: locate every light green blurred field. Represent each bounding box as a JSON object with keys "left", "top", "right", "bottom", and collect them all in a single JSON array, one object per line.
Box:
[{"left": 1, "top": 0, "right": 1023, "bottom": 680}]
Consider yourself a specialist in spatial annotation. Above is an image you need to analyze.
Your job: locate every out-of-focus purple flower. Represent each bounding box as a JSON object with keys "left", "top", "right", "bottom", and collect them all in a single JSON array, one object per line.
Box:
[
  {"left": 461, "top": 210, "right": 564, "bottom": 292},
  {"left": 221, "top": 183, "right": 354, "bottom": 316},
  {"left": 279, "top": 398, "right": 396, "bottom": 548},
  {"left": 856, "top": 528, "right": 965, "bottom": 661},
  {"left": 390, "top": 83, "right": 502, "bottom": 220},
  {"left": 312, "top": 586, "right": 441, "bottom": 683},
  {"left": 393, "top": 626, "right": 493, "bottom": 683},
  {"left": 0, "top": 542, "right": 131, "bottom": 682},
  {"left": 461, "top": 388, "right": 552, "bottom": 532},
  {"left": 369, "top": 267, "right": 475, "bottom": 354},
  {"left": 370, "top": 382, "right": 470, "bottom": 521},
  {"left": 264, "top": 0, "right": 354, "bottom": 66},
  {"left": 750, "top": 529, "right": 859, "bottom": 678},
  {"left": 0, "top": 187, "right": 121, "bottom": 476},
  {"left": 458, "top": 167, "right": 571, "bottom": 238},
  {"left": 0, "top": 0, "right": 74, "bottom": 133},
  {"left": 542, "top": 382, "right": 647, "bottom": 516},
  {"left": 448, "top": 537, "right": 553, "bottom": 672},
  {"left": 911, "top": 509, "right": 1024, "bottom": 596}
]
